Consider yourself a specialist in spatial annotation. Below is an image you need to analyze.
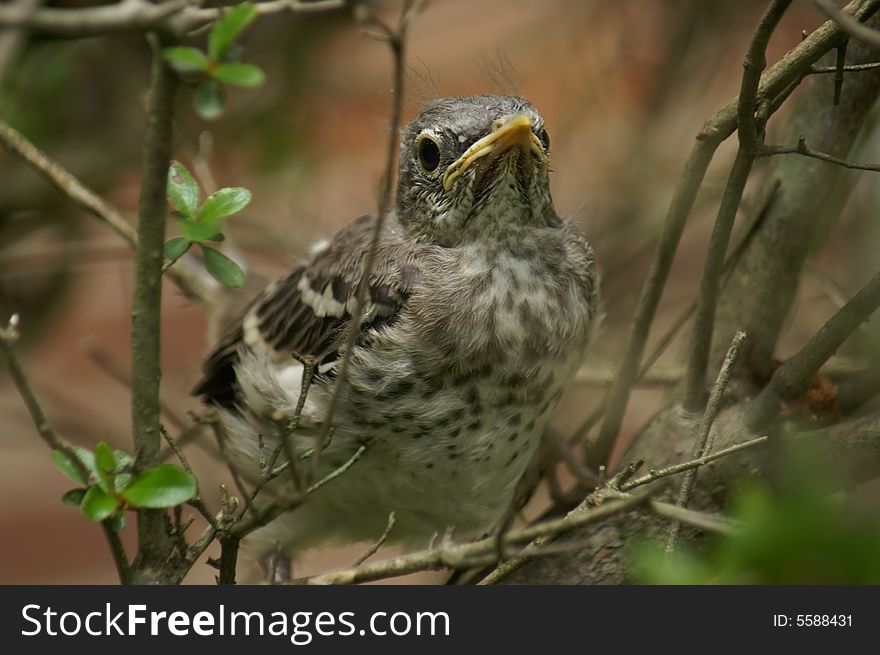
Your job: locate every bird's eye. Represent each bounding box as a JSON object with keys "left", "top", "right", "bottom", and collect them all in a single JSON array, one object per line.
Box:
[
  {"left": 417, "top": 135, "right": 441, "bottom": 174},
  {"left": 537, "top": 127, "right": 550, "bottom": 152}
]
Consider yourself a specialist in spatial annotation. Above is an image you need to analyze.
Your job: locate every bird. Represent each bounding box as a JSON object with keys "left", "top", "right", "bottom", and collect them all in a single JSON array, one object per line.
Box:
[{"left": 194, "top": 94, "right": 599, "bottom": 573}]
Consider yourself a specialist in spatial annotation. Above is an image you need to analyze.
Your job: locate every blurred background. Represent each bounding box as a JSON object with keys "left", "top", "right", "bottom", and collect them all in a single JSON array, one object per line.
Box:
[{"left": 2, "top": 0, "right": 878, "bottom": 583}]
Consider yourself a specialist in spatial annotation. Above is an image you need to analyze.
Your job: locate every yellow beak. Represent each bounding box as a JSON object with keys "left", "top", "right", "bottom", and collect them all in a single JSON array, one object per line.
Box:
[{"left": 442, "top": 114, "right": 547, "bottom": 192}]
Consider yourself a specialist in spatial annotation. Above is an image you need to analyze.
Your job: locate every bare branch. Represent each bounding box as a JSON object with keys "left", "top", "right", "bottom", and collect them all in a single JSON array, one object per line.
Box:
[
  {"left": 302, "top": 490, "right": 653, "bottom": 585},
  {"left": 129, "top": 37, "right": 179, "bottom": 583},
  {"left": 1, "top": 316, "right": 132, "bottom": 582},
  {"left": 620, "top": 435, "right": 769, "bottom": 492},
  {"left": 0, "top": 117, "right": 212, "bottom": 303},
  {"left": 591, "top": 0, "right": 877, "bottom": 469},
  {"left": 761, "top": 134, "right": 880, "bottom": 171},
  {"left": 352, "top": 511, "right": 396, "bottom": 567},
  {"left": 814, "top": 0, "right": 880, "bottom": 49},
  {"left": 650, "top": 501, "right": 741, "bottom": 537},
  {"left": 667, "top": 331, "right": 746, "bottom": 553},
  {"left": 0, "top": 0, "right": 345, "bottom": 38},
  {"left": 683, "top": 1, "right": 791, "bottom": 411},
  {"left": 746, "top": 268, "right": 880, "bottom": 431},
  {"left": 810, "top": 61, "right": 880, "bottom": 72},
  {"left": 311, "top": 0, "right": 423, "bottom": 471}
]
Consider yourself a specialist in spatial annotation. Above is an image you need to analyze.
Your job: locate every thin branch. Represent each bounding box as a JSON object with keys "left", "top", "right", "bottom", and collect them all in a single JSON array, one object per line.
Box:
[
  {"left": 1, "top": 316, "right": 132, "bottom": 582},
  {"left": 683, "top": 0, "right": 791, "bottom": 411},
  {"left": 810, "top": 60, "right": 880, "bottom": 72},
  {"left": 306, "top": 445, "right": 367, "bottom": 495},
  {"left": 301, "top": 490, "right": 653, "bottom": 585},
  {"left": 481, "top": 433, "right": 765, "bottom": 585},
  {"left": 129, "top": 37, "right": 178, "bottom": 582},
  {"left": 746, "top": 268, "right": 880, "bottom": 431},
  {"left": 311, "top": 0, "right": 422, "bottom": 471},
  {"left": 650, "top": 501, "right": 741, "bottom": 537},
  {"left": 761, "top": 134, "right": 880, "bottom": 172},
  {"left": 82, "top": 338, "right": 189, "bottom": 431},
  {"left": 204, "top": 412, "right": 258, "bottom": 518},
  {"left": 591, "top": 0, "right": 875, "bottom": 469},
  {"left": 0, "top": 0, "right": 345, "bottom": 38},
  {"left": 352, "top": 511, "right": 396, "bottom": 567},
  {"left": 667, "top": 331, "right": 746, "bottom": 553},
  {"left": 620, "top": 435, "right": 769, "bottom": 492},
  {"left": 815, "top": 0, "right": 880, "bottom": 49},
  {"left": 101, "top": 522, "right": 132, "bottom": 583},
  {"left": 0, "top": 317, "right": 91, "bottom": 482},
  {"left": 231, "top": 444, "right": 367, "bottom": 538},
  {"left": 0, "top": 117, "right": 211, "bottom": 303}
]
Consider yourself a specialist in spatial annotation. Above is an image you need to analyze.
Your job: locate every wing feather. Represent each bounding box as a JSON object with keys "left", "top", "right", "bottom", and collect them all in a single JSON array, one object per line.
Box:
[{"left": 193, "top": 214, "right": 417, "bottom": 408}]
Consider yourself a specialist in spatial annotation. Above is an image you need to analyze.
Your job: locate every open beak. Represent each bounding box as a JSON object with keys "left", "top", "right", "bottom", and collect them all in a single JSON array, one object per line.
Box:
[{"left": 442, "top": 114, "right": 548, "bottom": 192}]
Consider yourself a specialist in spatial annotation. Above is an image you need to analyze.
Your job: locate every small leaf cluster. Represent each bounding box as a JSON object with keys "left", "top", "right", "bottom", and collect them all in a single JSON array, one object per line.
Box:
[
  {"left": 53, "top": 443, "right": 196, "bottom": 530},
  {"left": 162, "top": 3, "right": 264, "bottom": 119},
  {"left": 165, "top": 161, "right": 248, "bottom": 288}
]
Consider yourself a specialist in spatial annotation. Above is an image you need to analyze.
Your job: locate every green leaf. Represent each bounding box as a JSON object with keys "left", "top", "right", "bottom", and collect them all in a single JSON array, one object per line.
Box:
[
  {"left": 194, "top": 80, "right": 225, "bottom": 120},
  {"left": 112, "top": 449, "right": 133, "bottom": 492},
  {"left": 167, "top": 161, "right": 200, "bottom": 218},
  {"left": 80, "top": 485, "right": 119, "bottom": 522},
  {"left": 61, "top": 488, "right": 86, "bottom": 507},
  {"left": 209, "top": 2, "right": 257, "bottom": 59},
  {"left": 162, "top": 46, "right": 209, "bottom": 73},
  {"left": 164, "top": 236, "right": 191, "bottom": 262},
  {"left": 51, "top": 447, "right": 96, "bottom": 485},
  {"left": 201, "top": 247, "right": 246, "bottom": 288},
  {"left": 211, "top": 63, "right": 265, "bottom": 87},
  {"left": 94, "top": 441, "right": 116, "bottom": 494},
  {"left": 198, "top": 187, "right": 252, "bottom": 222},
  {"left": 176, "top": 218, "right": 223, "bottom": 243},
  {"left": 121, "top": 465, "right": 197, "bottom": 509},
  {"left": 107, "top": 514, "right": 126, "bottom": 534}
]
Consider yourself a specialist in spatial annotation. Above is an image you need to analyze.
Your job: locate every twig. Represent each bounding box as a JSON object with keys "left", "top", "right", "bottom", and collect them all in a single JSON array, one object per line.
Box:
[
  {"left": 1, "top": 315, "right": 132, "bottom": 582},
  {"left": 305, "top": 445, "right": 367, "bottom": 495},
  {"left": 650, "top": 501, "right": 741, "bottom": 537},
  {"left": 129, "top": 38, "right": 179, "bottom": 582},
  {"left": 204, "top": 412, "right": 258, "bottom": 518},
  {"left": 666, "top": 331, "right": 746, "bottom": 554},
  {"left": 761, "top": 135, "right": 880, "bottom": 172},
  {"left": 0, "top": 117, "right": 211, "bottom": 303},
  {"left": 82, "top": 338, "right": 188, "bottom": 431},
  {"left": 311, "top": 0, "right": 422, "bottom": 471},
  {"left": 683, "top": 1, "right": 791, "bottom": 411},
  {"left": 352, "top": 511, "right": 396, "bottom": 567},
  {"left": 590, "top": 0, "right": 879, "bottom": 470},
  {"left": 0, "top": 0, "right": 345, "bottom": 38},
  {"left": 746, "top": 268, "right": 880, "bottom": 431},
  {"left": 301, "top": 490, "right": 652, "bottom": 585},
  {"left": 833, "top": 40, "right": 849, "bottom": 104},
  {"left": 810, "top": 61, "right": 880, "bottom": 72},
  {"left": 231, "top": 444, "right": 367, "bottom": 538},
  {"left": 814, "top": 0, "right": 880, "bottom": 49},
  {"left": 619, "top": 435, "right": 769, "bottom": 492},
  {"left": 101, "top": 522, "right": 132, "bottom": 583},
  {"left": 0, "top": 316, "right": 91, "bottom": 482},
  {"left": 276, "top": 353, "right": 316, "bottom": 489},
  {"left": 570, "top": 179, "right": 777, "bottom": 450}
]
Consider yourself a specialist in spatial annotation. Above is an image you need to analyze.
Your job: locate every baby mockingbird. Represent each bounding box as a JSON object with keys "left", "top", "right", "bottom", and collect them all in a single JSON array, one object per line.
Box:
[{"left": 195, "top": 95, "right": 598, "bottom": 566}]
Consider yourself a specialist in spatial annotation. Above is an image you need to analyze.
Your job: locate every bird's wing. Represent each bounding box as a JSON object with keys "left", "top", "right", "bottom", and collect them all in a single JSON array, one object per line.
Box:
[{"left": 193, "top": 214, "right": 419, "bottom": 408}]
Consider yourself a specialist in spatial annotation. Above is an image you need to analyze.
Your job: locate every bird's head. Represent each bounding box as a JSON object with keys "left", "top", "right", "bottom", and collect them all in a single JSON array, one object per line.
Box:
[{"left": 396, "top": 95, "right": 556, "bottom": 247}]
